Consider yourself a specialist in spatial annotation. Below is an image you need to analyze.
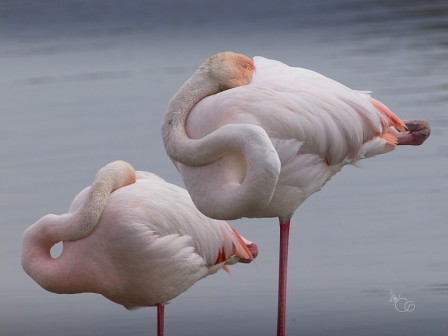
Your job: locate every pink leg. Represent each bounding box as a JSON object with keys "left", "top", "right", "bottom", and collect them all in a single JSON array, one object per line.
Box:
[
  {"left": 157, "top": 304, "right": 164, "bottom": 336},
  {"left": 277, "top": 215, "right": 291, "bottom": 336}
]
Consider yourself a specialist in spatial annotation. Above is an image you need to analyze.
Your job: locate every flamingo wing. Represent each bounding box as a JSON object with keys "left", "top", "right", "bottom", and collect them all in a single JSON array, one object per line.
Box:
[
  {"left": 188, "top": 56, "right": 404, "bottom": 163},
  {"left": 133, "top": 172, "right": 255, "bottom": 267}
]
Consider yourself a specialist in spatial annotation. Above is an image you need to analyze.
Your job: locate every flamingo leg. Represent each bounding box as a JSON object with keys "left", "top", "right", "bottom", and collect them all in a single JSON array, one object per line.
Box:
[
  {"left": 157, "top": 304, "right": 164, "bottom": 336},
  {"left": 277, "top": 215, "right": 291, "bottom": 336}
]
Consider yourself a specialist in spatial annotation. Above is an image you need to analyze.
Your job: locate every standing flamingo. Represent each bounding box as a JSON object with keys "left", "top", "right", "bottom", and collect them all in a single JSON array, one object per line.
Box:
[
  {"left": 161, "top": 52, "right": 430, "bottom": 335},
  {"left": 22, "top": 160, "right": 258, "bottom": 336}
]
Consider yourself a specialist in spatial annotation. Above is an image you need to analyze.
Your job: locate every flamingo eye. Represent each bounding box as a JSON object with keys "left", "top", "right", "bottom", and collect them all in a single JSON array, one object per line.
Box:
[{"left": 246, "top": 64, "right": 252, "bottom": 71}]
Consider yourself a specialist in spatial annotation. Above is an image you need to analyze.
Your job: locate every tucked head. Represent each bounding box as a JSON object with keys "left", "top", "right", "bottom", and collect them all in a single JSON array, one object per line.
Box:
[{"left": 200, "top": 51, "right": 255, "bottom": 90}]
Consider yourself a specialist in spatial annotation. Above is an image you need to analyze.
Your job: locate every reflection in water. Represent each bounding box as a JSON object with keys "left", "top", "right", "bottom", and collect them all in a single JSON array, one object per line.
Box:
[{"left": 1, "top": 1, "right": 447, "bottom": 335}]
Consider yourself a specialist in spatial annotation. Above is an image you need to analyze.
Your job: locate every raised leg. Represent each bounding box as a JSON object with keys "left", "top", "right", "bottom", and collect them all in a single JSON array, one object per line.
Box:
[
  {"left": 277, "top": 215, "right": 291, "bottom": 336},
  {"left": 157, "top": 304, "right": 164, "bottom": 336}
]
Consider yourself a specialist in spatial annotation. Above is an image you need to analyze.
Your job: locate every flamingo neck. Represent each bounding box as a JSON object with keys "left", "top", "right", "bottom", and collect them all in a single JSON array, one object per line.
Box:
[
  {"left": 21, "top": 161, "right": 136, "bottom": 294},
  {"left": 161, "top": 69, "right": 281, "bottom": 220},
  {"left": 21, "top": 213, "right": 97, "bottom": 293},
  {"left": 162, "top": 69, "right": 221, "bottom": 165}
]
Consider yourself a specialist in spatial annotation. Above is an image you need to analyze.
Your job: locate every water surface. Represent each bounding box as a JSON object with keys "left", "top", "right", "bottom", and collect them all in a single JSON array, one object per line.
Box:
[{"left": 1, "top": 1, "right": 447, "bottom": 335}]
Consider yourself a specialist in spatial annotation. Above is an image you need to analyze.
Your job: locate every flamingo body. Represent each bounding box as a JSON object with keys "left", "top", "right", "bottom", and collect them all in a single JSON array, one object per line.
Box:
[
  {"left": 181, "top": 56, "right": 406, "bottom": 218},
  {"left": 22, "top": 162, "right": 257, "bottom": 311},
  {"left": 64, "top": 172, "right": 238, "bottom": 308}
]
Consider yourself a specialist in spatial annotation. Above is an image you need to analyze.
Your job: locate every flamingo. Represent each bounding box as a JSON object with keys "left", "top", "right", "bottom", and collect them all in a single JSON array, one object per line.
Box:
[
  {"left": 161, "top": 52, "right": 430, "bottom": 335},
  {"left": 22, "top": 160, "right": 258, "bottom": 336}
]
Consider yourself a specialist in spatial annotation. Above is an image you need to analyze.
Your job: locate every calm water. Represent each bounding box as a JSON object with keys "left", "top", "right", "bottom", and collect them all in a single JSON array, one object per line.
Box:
[{"left": 1, "top": 1, "right": 447, "bottom": 335}]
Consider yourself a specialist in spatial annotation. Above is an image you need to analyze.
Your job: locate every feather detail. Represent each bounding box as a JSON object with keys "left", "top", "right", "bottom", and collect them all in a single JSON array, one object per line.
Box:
[
  {"left": 369, "top": 97, "right": 406, "bottom": 132},
  {"left": 222, "top": 265, "right": 231, "bottom": 275},
  {"left": 382, "top": 131, "right": 398, "bottom": 146},
  {"left": 368, "top": 97, "right": 406, "bottom": 146},
  {"left": 214, "top": 247, "right": 228, "bottom": 265},
  {"left": 229, "top": 226, "right": 254, "bottom": 262},
  {"left": 213, "top": 226, "right": 253, "bottom": 267}
]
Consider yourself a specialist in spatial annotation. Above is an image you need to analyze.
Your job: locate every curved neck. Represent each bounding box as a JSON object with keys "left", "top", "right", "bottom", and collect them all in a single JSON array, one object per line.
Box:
[
  {"left": 21, "top": 161, "right": 136, "bottom": 293},
  {"left": 67, "top": 161, "right": 136, "bottom": 240},
  {"left": 162, "top": 69, "right": 220, "bottom": 163},
  {"left": 22, "top": 213, "right": 89, "bottom": 293},
  {"left": 161, "top": 70, "right": 281, "bottom": 220}
]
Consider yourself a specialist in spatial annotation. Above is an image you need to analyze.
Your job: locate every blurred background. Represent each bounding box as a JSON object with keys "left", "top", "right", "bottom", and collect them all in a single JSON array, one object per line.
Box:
[{"left": 1, "top": 1, "right": 447, "bottom": 335}]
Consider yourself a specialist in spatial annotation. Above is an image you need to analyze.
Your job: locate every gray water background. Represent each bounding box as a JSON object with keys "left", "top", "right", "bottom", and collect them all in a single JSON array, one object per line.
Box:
[{"left": 1, "top": 1, "right": 447, "bottom": 335}]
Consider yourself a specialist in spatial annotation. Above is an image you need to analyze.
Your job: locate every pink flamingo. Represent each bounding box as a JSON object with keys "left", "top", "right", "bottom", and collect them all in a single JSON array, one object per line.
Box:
[
  {"left": 22, "top": 160, "right": 258, "bottom": 336},
  {"left": 161, "top": 52, "right": 430, "bottom": 335}
]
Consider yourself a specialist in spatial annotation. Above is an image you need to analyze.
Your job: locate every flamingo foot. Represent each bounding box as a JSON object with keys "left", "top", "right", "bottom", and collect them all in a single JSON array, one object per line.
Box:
[{"left": 397, "top": 120, "right": 430, "bottom": 146}]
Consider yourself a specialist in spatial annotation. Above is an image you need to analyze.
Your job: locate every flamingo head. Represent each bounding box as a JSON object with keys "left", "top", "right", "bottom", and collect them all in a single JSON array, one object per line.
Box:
[{"left": 201, "top": 51, "right": 255, "bottom": 91}]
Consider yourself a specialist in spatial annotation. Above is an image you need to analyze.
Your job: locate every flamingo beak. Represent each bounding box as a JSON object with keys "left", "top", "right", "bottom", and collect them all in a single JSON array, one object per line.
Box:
[
  {"left": 397, "top": 120, "right": 431, "bottom": 146},
  {"left": 239, "top": 242, "right": 259, "bottom": 263}
]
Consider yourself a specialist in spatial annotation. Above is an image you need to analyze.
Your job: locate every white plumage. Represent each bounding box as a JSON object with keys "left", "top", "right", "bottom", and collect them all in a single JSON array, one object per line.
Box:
[
  {"left": 22, "top": 161, "right": 257, "bottom": 314},
  {"left": 182, "top": 56, "right": 404, "bottom": 218}
]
